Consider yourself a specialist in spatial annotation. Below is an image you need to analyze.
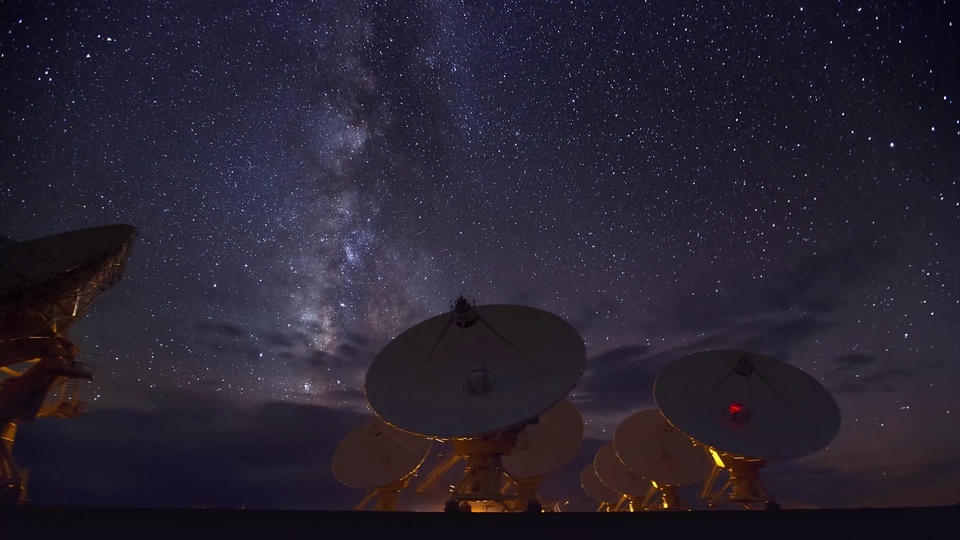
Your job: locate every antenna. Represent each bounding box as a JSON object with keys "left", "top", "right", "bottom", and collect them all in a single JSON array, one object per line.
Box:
[
  {"left": 501, "top": 397, "right": 583, "bottom": 479},
  {"left": 499, "top": 398, "right": 583, "bottom": 511},
  {"left": 331, "top": 416, "right": 433, "bottom": 511},
  {"left": 614, "top": 408, "right": 710, "bottom": 510},
  {"left": 654, "top": 350, "right": 841, "bottom": 509},
  {"left": 580, "top": 463, "right": 625, "bottom": 513},
  {"left": 363, "top": 297, "right": 586, "bottom": 512},
  {"left": 593, "top": 441, "right": 652, "bottom": 511},
  {"left": 0, "top": 224, "right": 136, "bottom": 505}
]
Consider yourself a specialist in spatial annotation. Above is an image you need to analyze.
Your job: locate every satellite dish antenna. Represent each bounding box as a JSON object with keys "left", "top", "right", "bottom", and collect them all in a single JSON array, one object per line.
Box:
[
  {"left": 614, "top": 408, "right": 709, "bottom": 510},
  {"left": 0, "top": 224, "right": 136, "bottom": 506},
  {"left": 654, "top": 350, "right": 841, "bottom": 509},
  {"left": 501, "top": 397, "right": 583, "bottom": 478},
  {"left": 364, "top": 296, "right": 586, "bottom": 513},
  {"left": 365, "top": 297, "right": 586, "bottom": 439},
  {"left": 331, "top": 416, "right": 433, "bottom": 511},
  {"left": 580, "top": 463, "right": 625, "bottom": 512},
  {"left": 593, "top": 441, "right": 652, "bottom": 511},
  {"left": 500, "top": 398, "right": 583, "bottom": 511},
  {"left": 1, "top": 224, "right": 137, "bottom": 342}
]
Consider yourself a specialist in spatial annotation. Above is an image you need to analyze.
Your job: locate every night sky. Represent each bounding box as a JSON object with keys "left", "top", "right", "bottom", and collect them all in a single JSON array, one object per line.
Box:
[{"left": 2, "top": 0, "right": 959, "bottom": 511}]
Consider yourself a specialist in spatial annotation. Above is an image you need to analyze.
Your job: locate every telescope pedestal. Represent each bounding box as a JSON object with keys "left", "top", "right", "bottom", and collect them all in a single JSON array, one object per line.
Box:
[
  {"left": 701, "top": 451, "right": 773, "bottom": 509},
  {"left": 445, "top": 434, "right": 535, "bottom": 512}
]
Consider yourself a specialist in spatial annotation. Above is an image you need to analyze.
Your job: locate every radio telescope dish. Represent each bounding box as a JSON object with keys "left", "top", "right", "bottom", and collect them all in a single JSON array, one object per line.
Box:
[
  {"left": 580, "top": 463, "right": 621, "bottom": 506},
  {"left": 364, "top": 297, "right": 586, "bottom": 439},
  {"left": 593, "top": 441, "right": 649, "bottom": 496},
  {"left": 614, "top": 408, "right": 708, "bottom": 486},
  {"left": 654, "top": 350, "right": 841, "bottom": 460},
  {"left": 1, "top": 224, "right": 136, "bottom": 506},
  {"left": 1, "top": 224, "right": 137, "bottom": 360},
  {"left": 501, "top": 398, "right": 583, "bottom": 479},
  {"left": 332, "top": 416, "right": 433, "bottom": 490}
]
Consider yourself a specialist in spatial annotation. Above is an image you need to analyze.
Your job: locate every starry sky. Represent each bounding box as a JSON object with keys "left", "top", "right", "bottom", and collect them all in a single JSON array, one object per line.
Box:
[{"left": 2, "top": 0, "right": 959, "bottom": 511}]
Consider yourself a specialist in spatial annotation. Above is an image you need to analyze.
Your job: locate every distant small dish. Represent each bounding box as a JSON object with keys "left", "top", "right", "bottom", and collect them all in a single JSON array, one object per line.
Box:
[
  {"left": 593, "top": 441, "right": 649, "bottom": 496},
  {"left": 501, "top": 398, "right": 583, "bottom": 479},
  {"left": 331, "top": 416, "right": 434, "bottom": 490},
  {"left": 580, "top": 462, "right": 622, "bottom": 505},
  {"left": 614, "top": 408, "right": 708, "bottom": 486}
]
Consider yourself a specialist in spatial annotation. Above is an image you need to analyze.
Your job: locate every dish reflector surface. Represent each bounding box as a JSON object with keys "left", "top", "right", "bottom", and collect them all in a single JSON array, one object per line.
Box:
[
  {"left": 593, "top": 441, "right": 649, "bottom": 496},
  {"left": 654, "top": 350, "right": 841, "bottom": 460},
  {"left": 332, "top": 416, "right": 434, "bottom": 490},
  {"left": 614, "top": 408, "right": 707, "bottom": 486},
  {"left": 501, "top": 398, "right": 583, "bottom": 479},
  {"left": 580, "top": 463, "right": 621, "bottom": 504},
  {"left": 0, "top": 224, "right": 135, "bottom": 299},
  {"left": 364, "top": 302, "right": 586, "bottom": 439},
  {"left": 1, "top": 225, "right": 136, "bottom": 358}
]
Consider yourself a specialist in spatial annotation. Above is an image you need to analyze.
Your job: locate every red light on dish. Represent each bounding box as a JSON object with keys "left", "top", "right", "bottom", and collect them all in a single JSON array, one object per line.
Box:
[{"left": 723, "top": 402, "right": 750, "bottom": 425}]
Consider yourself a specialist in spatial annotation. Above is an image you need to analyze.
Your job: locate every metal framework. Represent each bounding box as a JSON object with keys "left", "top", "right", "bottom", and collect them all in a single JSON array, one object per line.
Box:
[
  {"left": 700, "top": 448, "right": 775, "bottom": 509},
  {"left": 0, "top": 225, "right": 136, "bottom": 506},
  {"left": 410, "top": 431, "right": 544, "bottom": 513}
]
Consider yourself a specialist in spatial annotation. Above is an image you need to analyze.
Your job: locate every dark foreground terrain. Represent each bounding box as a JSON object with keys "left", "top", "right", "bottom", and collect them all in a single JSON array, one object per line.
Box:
[{"left": 3, "top": 504, "right": 959, "bottom": 538}]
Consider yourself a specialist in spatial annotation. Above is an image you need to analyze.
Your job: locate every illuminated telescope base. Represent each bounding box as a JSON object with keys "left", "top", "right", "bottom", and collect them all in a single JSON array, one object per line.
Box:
[
  {"left": 601, "top": 485, "right": 690, "bottom": 512},
  {"left": 443, "top": 435, "right": 542, "bottom": 513},
  {"left": 701, "top": 449, "right": 777, "bottom": 509},
  {"left": 354, "top": 478, "right": 411, "bottom": 511},
  {"left": 610, "top": 494, "right": 644, "bottom": 512},
  {"left": 500, "top": 475, "right": 546, "bottom": 513},
  {"left": 643, "top": 483, "right": 691, "bottom": 511}
]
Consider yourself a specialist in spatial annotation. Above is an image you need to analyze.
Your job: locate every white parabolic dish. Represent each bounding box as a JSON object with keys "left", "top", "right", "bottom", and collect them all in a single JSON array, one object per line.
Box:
[
  {"left": 654, "top": 350, "right": 841, "bottom": 460},
  {"left": 331, "top": 416, "right": 434, "bottom": 490},
  {"left": 364, "top": 303, "right": 586, "bottom": 439},
  {"left": 580, "top": 463, "right": 622, "bottom": 505},
  {"left": 614, "top": 408, "right": 708, "bottom": 486},
  {"left": 593, "top": 441, "right": 649, "bottom": 496},
  {"left": 501, "top": 398, "right": 584, "bottom": 479}
]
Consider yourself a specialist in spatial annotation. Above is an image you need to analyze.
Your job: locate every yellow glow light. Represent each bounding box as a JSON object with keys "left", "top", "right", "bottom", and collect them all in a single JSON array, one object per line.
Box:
[{"left": 709, "top": 448, "right": 726, "bottom": 468}]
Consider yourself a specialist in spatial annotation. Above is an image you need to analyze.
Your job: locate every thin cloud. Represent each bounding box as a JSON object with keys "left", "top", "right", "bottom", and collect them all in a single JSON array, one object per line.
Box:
[
  {"left": 194, "top": 320, "right": 249, "bottom": 338},
  {"left": 833, "top": 354, "right": 878, "bottom": 370}
]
